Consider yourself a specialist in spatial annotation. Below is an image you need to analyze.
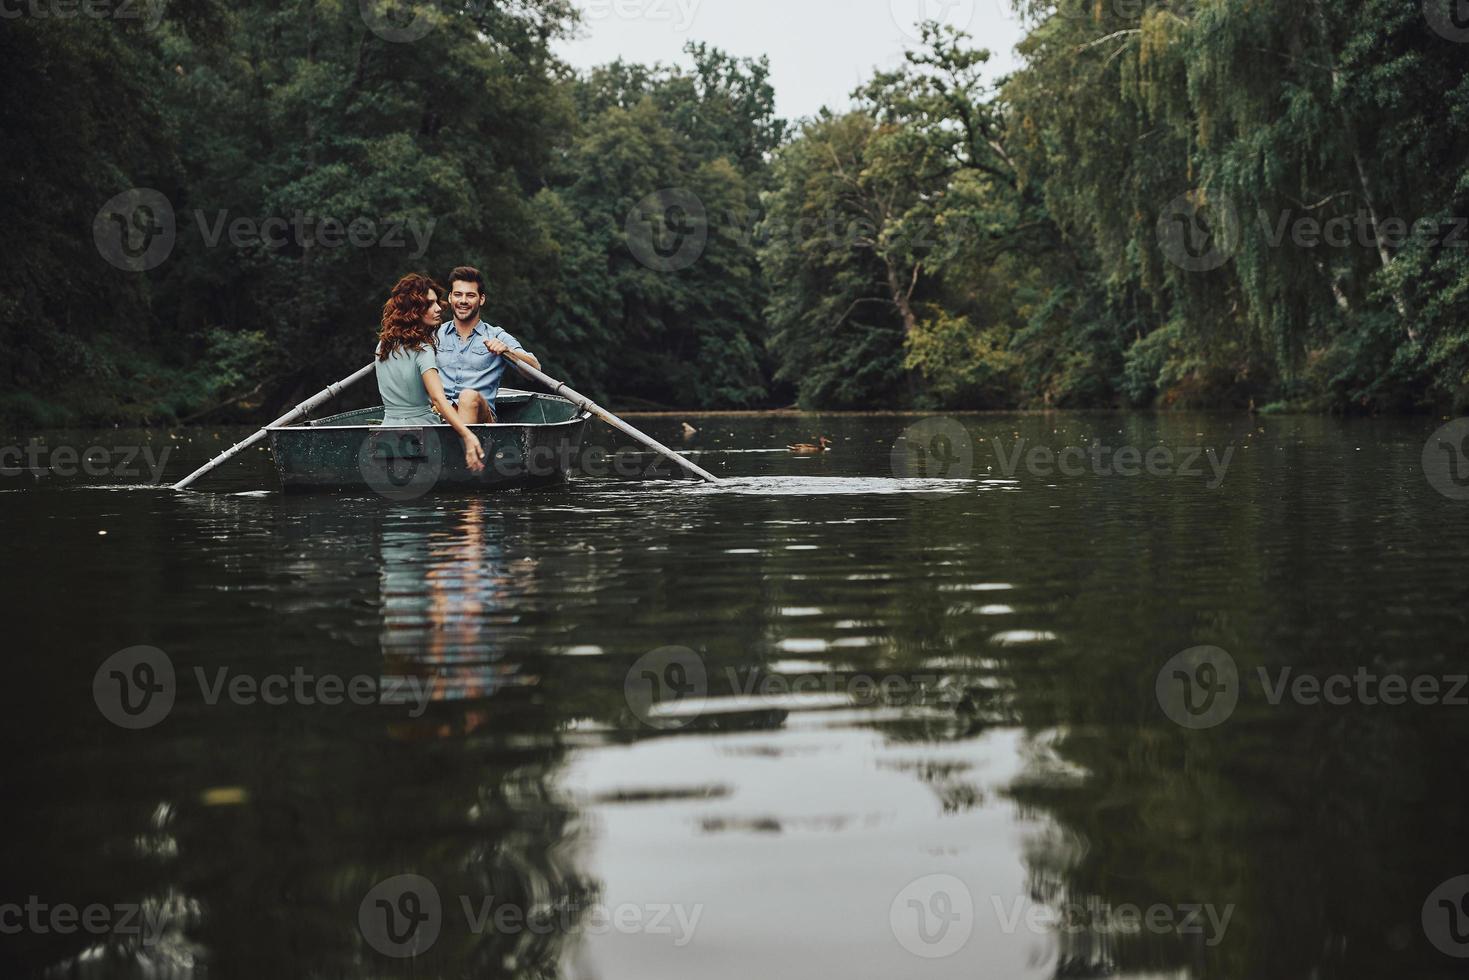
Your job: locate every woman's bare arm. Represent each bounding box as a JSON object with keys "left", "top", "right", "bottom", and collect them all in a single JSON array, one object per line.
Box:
[{"left": 423, "top": 369, "right": 485, "bottom": 472}]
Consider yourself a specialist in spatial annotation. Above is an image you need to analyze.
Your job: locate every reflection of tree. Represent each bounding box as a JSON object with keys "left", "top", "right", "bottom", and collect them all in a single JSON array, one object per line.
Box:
[
  {"left": 17, "top": 499, "right": 601, "bottom": 978},
  {"left": 867, "top": 414, "right": 1469, "bottom": 979}
]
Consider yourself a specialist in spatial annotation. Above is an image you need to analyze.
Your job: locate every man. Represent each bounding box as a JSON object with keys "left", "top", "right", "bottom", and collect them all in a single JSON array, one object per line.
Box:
[{"left": 434, "top": 266, "right": 543, "bottom": 423}]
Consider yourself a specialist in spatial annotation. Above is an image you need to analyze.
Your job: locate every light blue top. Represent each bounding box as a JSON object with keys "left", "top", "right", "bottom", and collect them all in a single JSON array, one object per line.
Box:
[
  {"left": 434, "top": 320, "right": 525, "bottom": 406},
  {"left": 375, "top": 344, "right": 440, "bottom": 426}
]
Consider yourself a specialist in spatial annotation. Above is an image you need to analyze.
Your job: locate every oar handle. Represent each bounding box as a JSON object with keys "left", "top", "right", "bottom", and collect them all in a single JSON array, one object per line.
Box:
[
  {"left": 499, "top": 350, "right": 720, "bottom": 484},
  {"left": 172, "top": 362, "right": 377, "bottom": 490}
]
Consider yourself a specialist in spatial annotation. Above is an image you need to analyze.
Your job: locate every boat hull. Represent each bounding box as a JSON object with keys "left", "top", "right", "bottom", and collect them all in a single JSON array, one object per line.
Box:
[{"left": 267, "top": 391, "right": 591, "bottom": 494}]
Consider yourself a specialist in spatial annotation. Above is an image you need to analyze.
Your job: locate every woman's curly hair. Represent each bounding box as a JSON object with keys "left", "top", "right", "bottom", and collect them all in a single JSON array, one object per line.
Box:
[{"left": 378, "top": 273, "right": 444, "bottom": 360}]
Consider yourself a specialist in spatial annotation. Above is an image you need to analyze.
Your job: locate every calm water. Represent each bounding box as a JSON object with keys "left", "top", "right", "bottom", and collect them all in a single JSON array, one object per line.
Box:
[{"left": 2, "top": 412, "right": 1468, "bottom": 979}]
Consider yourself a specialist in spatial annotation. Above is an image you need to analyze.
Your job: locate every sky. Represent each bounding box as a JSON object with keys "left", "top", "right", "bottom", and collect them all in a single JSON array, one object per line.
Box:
[{"left": 553, "top": 0, "right": 1029, "bottom": 122}]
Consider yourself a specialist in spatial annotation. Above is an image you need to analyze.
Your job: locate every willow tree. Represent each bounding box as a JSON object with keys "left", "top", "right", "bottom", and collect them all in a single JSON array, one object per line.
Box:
[{"left": 1005, "top": 0, "right": 1469, "bottom": 409}]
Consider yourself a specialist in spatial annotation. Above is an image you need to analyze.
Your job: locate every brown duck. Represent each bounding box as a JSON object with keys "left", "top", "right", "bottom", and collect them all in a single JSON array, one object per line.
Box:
[{"left": 787, "top": 436, "right": 833, "bottom": 455}]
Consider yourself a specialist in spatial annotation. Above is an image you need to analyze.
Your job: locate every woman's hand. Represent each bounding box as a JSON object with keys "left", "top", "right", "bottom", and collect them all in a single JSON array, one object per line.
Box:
[{"left": 464, "top": 438, "right": 486, "bottom": 473}]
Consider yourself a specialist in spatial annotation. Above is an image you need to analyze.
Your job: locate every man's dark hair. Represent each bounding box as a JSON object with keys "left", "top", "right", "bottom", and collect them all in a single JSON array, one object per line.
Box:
[{"left": 447, "top": 266, "right": 486, "bottom": 294}]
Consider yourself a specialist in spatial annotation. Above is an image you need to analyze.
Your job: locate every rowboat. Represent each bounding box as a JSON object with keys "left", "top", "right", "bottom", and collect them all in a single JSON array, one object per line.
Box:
[{"left": 267, "top": 389, "right": 591, "bottom": 495}]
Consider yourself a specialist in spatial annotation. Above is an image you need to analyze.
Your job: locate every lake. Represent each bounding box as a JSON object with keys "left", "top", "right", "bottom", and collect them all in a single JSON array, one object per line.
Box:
[{"left": 2, "top": 411, "right": 1467, "bottom": 979}]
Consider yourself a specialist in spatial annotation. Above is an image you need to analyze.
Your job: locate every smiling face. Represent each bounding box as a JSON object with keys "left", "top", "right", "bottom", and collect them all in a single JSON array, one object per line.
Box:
[{"left": 449, "top": 280, "right": 486, "bottom": 325}]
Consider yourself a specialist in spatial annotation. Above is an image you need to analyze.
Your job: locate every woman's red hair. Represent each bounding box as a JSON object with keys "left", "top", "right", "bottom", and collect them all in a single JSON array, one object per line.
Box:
[{"left": 378, "top": 273, "right": 444, "bottom": 361}]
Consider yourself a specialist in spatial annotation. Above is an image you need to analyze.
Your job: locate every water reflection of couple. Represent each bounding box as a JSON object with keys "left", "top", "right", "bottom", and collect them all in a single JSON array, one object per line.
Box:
[
  {"left": 374, "top": 268, "right": 543, "bottom": 473},
  {"left": 380, "top": 498, "right": 535, "bottom": 739}
]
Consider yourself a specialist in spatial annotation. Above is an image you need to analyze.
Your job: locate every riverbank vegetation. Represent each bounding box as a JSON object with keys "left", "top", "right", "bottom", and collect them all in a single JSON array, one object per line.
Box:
[{"left": 3, "top": 1, "right": 1466, "bottom": 424}]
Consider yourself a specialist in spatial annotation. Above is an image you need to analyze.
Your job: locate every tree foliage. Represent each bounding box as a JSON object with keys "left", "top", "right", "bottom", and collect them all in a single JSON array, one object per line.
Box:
[{"left": 2, "top": 1, "right": 1465, "bottom": 423}]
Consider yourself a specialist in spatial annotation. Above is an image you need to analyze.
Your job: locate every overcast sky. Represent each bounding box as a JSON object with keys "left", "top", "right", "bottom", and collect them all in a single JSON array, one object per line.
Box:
[{"left": 554, "top": 0, "right": 1029, "bottom": 122}]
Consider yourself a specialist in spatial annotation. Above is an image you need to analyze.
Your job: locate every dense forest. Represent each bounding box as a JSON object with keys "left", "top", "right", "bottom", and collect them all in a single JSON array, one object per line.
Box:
[{"left": 3, "top": 0, "right": 1467, "bottom": 424}]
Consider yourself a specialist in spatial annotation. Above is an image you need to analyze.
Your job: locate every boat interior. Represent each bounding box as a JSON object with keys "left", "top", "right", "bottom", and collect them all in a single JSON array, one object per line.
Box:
[{"left": 301, "top": 390, "right": 584, "bottom": 428}]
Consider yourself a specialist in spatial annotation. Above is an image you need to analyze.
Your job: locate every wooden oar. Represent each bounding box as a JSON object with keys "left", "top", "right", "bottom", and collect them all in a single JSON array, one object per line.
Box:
[
  {"left": 500, "top": 350, "right": 720, "bottom": 484},
  {"left": 171, "top": 362, "right": 377, "bottom": 490}
]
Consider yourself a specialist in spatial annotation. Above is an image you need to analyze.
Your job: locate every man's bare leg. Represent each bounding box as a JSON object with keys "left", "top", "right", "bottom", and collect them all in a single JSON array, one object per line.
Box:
[{"left": 456, "top": 390, "right": 495, "bottom": 424}]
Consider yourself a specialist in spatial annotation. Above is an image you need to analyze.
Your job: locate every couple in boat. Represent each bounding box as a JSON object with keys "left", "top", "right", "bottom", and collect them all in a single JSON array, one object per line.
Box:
[{"left": 375, "top": 267, "right": 542, "bottom": 473}]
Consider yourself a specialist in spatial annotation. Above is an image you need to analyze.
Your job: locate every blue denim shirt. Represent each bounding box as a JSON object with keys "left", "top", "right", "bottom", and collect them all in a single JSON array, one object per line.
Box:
[{"left": 434, "top": 321, "right": 525, "bottom": 405}]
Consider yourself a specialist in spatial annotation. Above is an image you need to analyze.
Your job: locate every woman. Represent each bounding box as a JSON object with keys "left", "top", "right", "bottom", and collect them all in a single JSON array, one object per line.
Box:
[{"left": 377, "top": 273, "right": 486, "bottom": 473}]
